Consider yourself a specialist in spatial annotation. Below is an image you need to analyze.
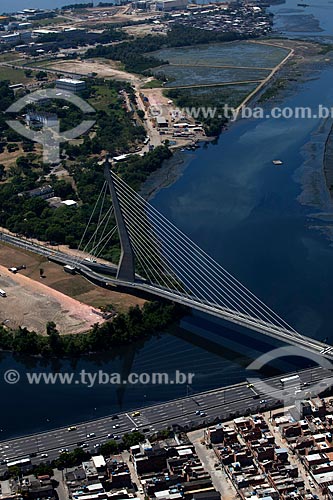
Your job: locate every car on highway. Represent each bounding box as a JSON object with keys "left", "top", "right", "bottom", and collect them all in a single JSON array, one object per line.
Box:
[
  {"left": 113, "top": 435, "right": 120, "bottom": 440},
  {"left": 260, "top": 399, "right": 267, "bottom": 404},
  {"left": 111, "top": 415, "right": 119, "bottom": 420},
  {"left": 29, "top": 452, "right": 37, "bottom": 458},
  {"left": 40, "top": 453, "right": 48, "bottom": 459},
  {"left": 68, "top": 426, "right": 77, "bottom": 431},
  {"left": 59, "top": 448, "right": 69, "bottom": 454},
  {"left": 131, "top": 427, "right": 139, "bottom": 432},
  {"left": 247, "top": 383, "right": 254, "bottom": 388},
  {"left": 86, "top": 432, "right": 96, "bottom": 438},
  {"left": 113, "top": 424, "right": 120, "bottom": 429},
  {"left": 195, "top": 410, "right": 201, "bottom": 415},
  {"left": 132, "top": 411, "right": 140, "bottom": 417},
  {"left": 80, "top": 443, "right": 88, "bottom": 448},
  {"left": 107, "top": 433, "right": 114, "bottom": 439}
]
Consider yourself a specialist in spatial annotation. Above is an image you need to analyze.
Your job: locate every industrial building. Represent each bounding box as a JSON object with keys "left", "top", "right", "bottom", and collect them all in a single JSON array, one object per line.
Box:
[
  {"left": 0, "top": 31, "right": 31, "bottom": 44},
  {"left": 155, "top": 0, "right": 188, "bottom": 11},
  {"left": 55, "top": 78, "right": 86, "bottom": 94}
]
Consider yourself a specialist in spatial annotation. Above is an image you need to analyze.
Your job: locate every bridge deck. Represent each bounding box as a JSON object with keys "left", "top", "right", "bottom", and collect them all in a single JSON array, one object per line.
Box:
[{"left": 1, "top": 232, "right": 331, "bottom": 360}]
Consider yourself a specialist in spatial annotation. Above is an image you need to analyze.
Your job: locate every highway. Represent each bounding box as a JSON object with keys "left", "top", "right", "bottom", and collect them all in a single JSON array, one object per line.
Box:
[{"left": 0, "top": 366, "right": 331, "bottom": 469}]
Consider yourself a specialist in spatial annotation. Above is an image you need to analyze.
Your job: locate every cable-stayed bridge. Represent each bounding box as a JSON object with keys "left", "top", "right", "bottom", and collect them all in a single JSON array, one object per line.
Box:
[
  {"left": 64, "top": 156, "right": 332, "bottom": 360},
  {"left": 2, "top": 156, "right": 331, "bottom": 360}
]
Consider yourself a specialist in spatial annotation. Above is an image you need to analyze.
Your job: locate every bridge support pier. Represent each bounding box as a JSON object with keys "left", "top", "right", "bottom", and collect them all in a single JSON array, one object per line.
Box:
[{"left": 104, "top": 156, "right": 135, "bottom": 282}]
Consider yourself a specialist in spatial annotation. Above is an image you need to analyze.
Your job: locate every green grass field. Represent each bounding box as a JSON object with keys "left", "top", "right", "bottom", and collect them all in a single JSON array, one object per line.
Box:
[
  {"left": 0, "top": 66, "right": 31, "bottom": 84},
  {"left": 88, "top": 84, "right": 119, "bottom": 111},
  {"left": 0, "top": 53, "right": 20, "bottom": 62}
]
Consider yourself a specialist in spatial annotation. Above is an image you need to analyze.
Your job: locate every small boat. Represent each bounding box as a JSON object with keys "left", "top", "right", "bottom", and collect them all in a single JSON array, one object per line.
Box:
[
  {"left": 272, "top": 159, "right": 283, "bottom": 165},
  {"left": 297, "top": 3, "right": 309, "bottom": 6}
]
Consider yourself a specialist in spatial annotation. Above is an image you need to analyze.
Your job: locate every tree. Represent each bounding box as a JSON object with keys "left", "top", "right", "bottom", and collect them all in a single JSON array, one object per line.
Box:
[
  {"left": 0, "top": 163, "right": 5, "bottom": 180},
  {"left": 137, "top": 109, "right": 145, "bottom": 120},
  {"left": 24, "top": 69, "right": 33, "bottom": 78},
  {"left": 36, "top": 71, "right": 47, "bottom": 81},
  {"left": 122, "top": 431, "right": 145, "bottom": 449},
  {"left": 99, "top": 440, "right": 119, "bottom": 456}
]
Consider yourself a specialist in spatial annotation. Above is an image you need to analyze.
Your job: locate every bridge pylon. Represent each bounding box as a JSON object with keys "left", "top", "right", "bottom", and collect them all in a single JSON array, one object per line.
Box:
[{"left": 104, "top": 156, "right": 135, "bottom": 282}]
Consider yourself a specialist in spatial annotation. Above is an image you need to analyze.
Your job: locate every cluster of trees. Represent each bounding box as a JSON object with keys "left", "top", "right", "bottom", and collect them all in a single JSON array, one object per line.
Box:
[
  {"left": 165, "top": 88, "right": 228, "bottom": 137},
  {"left": 61, "top": 2, "right": 93, "bottom": 9},
  {"left": 85, "top": 35, "right": 167, "bottom": 73},
  {"left": 0, "top": 78, "right": 170, "bottom": 250},
  {"left": 0, "top": 146, "right": 171, "bottom": 250},
  {"left": 0, "top": 81, "right": 16, "bottom": 146},
  {"left": 54, "top": 431, "right": 144, "bottom": 468},
  {"left": 38, "top": 27, "right": 127, "bottom": 50},
  {"left": 65, "top": 79, "right": 145, "bottom": 156},
  {"left": 113, "top": 145, "right": 172, "bottom": 191},
  {"left": 0, "top": 301, "right": 186, "bottom": 357}
]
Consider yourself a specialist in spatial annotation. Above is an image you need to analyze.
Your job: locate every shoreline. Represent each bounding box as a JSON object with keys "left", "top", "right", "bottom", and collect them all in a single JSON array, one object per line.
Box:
[
  {"left": 324, "top": 123, "right": 333, "bottom": 197},
  {"left": 142, "top": 38, "right": 330, "bottom": 201}
]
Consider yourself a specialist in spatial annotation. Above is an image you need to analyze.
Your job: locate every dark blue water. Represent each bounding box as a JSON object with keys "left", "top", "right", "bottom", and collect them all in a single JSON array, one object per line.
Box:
[
  {"left": 1, "top": 0, "right": 333, "bottom": 439},
  {"left": 152, "top": 67, "right": 333, "bottom": 341},
  {"left": 269, "top": 0, "right": 333, "bottom": 42},
  {"left": 1, "top": 0, "right": 105, "bottom": 15}
]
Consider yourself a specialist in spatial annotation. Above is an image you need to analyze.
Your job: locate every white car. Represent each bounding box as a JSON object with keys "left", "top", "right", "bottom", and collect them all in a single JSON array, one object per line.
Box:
[
  {"left": 113, "top": 424, "right": 120, "bottom": 429},
  {"left": 86, "top": 432, "right": 96, "bottom": 438},
  {"left": 41, "top": 453, "right": 48, "bottom": 458}
]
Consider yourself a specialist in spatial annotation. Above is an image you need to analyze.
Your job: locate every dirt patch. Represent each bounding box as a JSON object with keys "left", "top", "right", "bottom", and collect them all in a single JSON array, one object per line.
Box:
[
  {"left": 124, "top": 24, "right": 167, "bottom": 37},
  {"left": 46, "top": 59, "right": 144, "bottom": 84},
  {"left": 0, "top": 242, "right": 146, "bottom": 333},
  {"left": 0, "top": 264, "right": 103, "bottom": 335}
]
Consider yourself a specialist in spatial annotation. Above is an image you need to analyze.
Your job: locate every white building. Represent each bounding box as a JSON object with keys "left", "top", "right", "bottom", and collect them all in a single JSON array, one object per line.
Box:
[
  {"left": 55, "top": 78, "right": 86, "bottom": 94},
  {"left": 155, "top": 0, "right": 187, "bottom": 11}
]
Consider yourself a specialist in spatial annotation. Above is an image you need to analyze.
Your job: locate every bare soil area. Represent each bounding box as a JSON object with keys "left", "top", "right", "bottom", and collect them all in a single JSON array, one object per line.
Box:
[
  {"left": 47, "top": 59, "right": 143, "bottom": 84},
  {"left": 0, "top": 264, "right": 102, "bottom": 335},
  {"left": 0, "top": 243, "right": 146, "bottom": 334}
]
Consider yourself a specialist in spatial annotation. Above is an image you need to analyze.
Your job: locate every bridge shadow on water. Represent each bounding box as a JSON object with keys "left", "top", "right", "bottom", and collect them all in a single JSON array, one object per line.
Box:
[{"left": 173, "top": 310, "right": 316, "bottom": 378}]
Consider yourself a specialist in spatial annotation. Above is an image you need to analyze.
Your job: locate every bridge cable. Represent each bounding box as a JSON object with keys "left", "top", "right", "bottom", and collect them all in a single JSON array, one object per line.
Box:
[{"left": 112, "top": 173, "right": 300, "bottom": 337}]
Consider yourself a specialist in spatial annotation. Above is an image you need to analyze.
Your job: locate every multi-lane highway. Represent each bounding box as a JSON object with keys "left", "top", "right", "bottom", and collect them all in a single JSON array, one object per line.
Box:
[{"left": 0, "top": 366, "right": 331, "bottom": 468}]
